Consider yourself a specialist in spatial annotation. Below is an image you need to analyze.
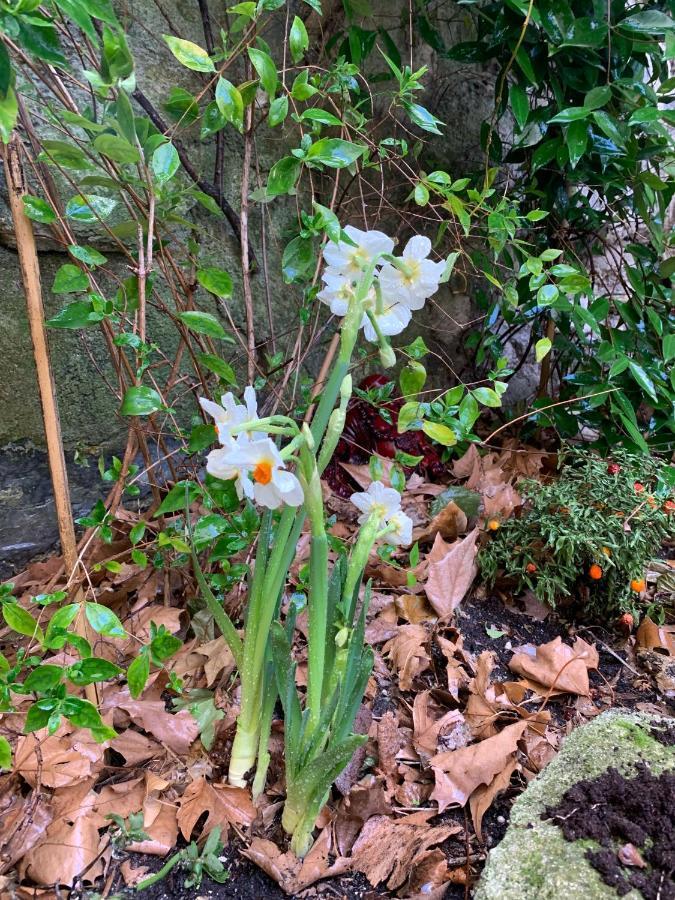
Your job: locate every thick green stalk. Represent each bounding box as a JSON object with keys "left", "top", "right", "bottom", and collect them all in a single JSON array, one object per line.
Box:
[
  {"left": 191, "top": 550, "right": 243, "bottom": 670},
  {"left": 228, "top": 507, "right": 295, "bottom": 786},
  {"left": 302, "top": 460, "right": 329, "bottom": 732}
]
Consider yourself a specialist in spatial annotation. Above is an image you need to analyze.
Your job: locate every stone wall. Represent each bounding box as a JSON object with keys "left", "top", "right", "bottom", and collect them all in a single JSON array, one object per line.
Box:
[{"left": 0, "top": 0, "right": 506, "bottom": 573}]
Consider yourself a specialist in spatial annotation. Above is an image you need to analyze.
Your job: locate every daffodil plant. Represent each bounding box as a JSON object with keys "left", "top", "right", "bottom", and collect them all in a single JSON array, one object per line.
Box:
[{"left": 193, "top": 224, "right": 443, "bottom": 854}]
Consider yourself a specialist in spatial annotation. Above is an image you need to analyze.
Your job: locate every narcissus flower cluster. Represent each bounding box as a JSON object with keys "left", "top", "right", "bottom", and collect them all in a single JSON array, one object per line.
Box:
[
  {"left": 350, "top": 480, "right": 413, "bottom": 546},
  {"left": 201, "top": 388, "right": 304, "bottom": 509},
  {"left": 318, "top": 226, "right": 444, "bottom": 344}
]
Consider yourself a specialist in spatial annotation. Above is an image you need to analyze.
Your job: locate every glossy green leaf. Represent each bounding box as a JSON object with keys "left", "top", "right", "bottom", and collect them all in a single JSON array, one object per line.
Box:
[
  {"left": 151, "top": 141, "right": 180, "bottom": 182},
  {"left": 85, "top": 602, "right": 126, "bottom": 638},
  {"left": 177, "top": 310, "right": 227, "bottom": 339},
  {"left": 24, "top": 664, "right": 63, "bottom": 692},
  {"left": 566, "top": 119, "right": 588, "bottom": 169},
  {"left": 535, "top": 337, "right": 552, "bottom": 362},
  {"left": 421, "top": 421, "right": 457, "bottom": 446},
  {"left": 120, "top": 386, "right": 163, "bottom": 416},
  {"left": 46, "top": 301, "right": 103, "bottom": 329},
  {"left": 93, "top": 133, "right": 140, "bottom": 164},
  {"left": 65, "top": 194, "right": 116, "bottom": 222},
  {"left": 472, "top": 387, "right": 502, "bottom": 408},
  {"left": 268, "top": 95, "right": 288, "bottom": 127},
  {"left": 23, "top": 195, "right": 56, "bottom": 224},
  {"left": 306, "top": 138, "right": 366, "bottom": 168},
  {"left": 2, "top": 602, "right": 44, "bottom": 642},
  {"left": 0, "top": 736, "right": 10, "bottom": 770},
  {"left": 196, "top": 353, "right": 237, "bottom": 384},
  {"left": 509, "top": 82, "right": 529, "bottom": 129},
  {"left": 267, "top": 156, "right": 301, "bottom": 196},
  {"left": 290, "top": 16, "right": 309, "bottom": 63},
  {"left": 68, "top": 657, "right": 122, "bottom": 685},
  {"left": 628, "top": 361, "right": 657, "bottom": 401},
  {"left": 215, "top": 78, "right": 244, "bottom": 131},
  {"left": 549, "top": 107, "right": 591, "bottom": 124},
  {"left": 69, "top": 245, "right": 107, "bottom": 267},
  {"left": 52, "top": 264, "right": 89, "bottom": 294},
  {"left": 619, "top": 10, "right": 675, "bottom": 34},
  {"left": 154, "top": 480, "right": 201, "bottom": 516},
  {"left": 247, "top": 47, "right": 277, "bottom": 96},
  {"left": 663, "top": 334, "right": 675, "bottom": 362}
]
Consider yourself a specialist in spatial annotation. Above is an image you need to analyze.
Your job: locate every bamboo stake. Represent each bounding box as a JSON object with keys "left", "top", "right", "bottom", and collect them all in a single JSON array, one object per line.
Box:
[
  {"left": 3, "top": 136, "right": 78, "bottom": 574},
  {"left": 3, "top": 136, "right": 98, "bottom": 704}
]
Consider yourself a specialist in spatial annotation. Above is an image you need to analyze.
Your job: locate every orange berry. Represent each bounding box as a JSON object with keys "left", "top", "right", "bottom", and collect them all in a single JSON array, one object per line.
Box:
[
  {"left": 630, "top": 578, "right": 646, "bottom": 593},
  {"left": 525, "top": 562, "right": 537, "bottom": 574},
  {"left": 487, "top": 519, "right": 500, "bottom": 531},
  {"left": 664, "top": 499, "right": 675, "bottom": 514},
  {"left": 589, "top": 564, "right": 603, "bottom": 580},
  {"left": 617, "top": 612, "right": 634, "bottom": 634},
  {"left": 607, "top": 462, "right": 621, "bottom": 475},
  {"left": 634, "top": 481, "right": 645, "bottom": 493},
  {"left": 601, "top": 547, "right": 611, "bottom": 557},
  {"left": 647, "top": 496, "right": 657, "bottom": 509}
]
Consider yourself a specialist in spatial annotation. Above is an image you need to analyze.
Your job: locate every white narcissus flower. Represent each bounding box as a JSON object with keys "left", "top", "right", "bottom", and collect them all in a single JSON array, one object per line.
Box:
[
  {"left": 378, "top": 235, "right": 445, "bottom": 311},
  {"left": 318, "top": 273, "right": 410, "bottom": 344},
  {"left": 205, "top": 433, "right": 250, "bottom": 495},
  {"left": 199, "top": 385, "right": 260, "bottom": 445},
  {"left": 322, "top": 225, "right": 394, "bottom": 280},
  {"left": 212, "top": 436, "right": 304, "bottom": 509},
  {"left": 350, "top": 480, "right": 413, "bottom": 546},
  {"left": 361, "top": 297, "right": 411, "bottom": 343}
]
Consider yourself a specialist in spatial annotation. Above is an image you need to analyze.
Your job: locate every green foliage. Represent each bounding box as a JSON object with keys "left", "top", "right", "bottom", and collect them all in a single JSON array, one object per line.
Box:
[
  {"left": 479, "top": 447, "right": 675, "bottom": 618},
  {"left": 442, "top": 0, "right": 675, "bottom": 451}
]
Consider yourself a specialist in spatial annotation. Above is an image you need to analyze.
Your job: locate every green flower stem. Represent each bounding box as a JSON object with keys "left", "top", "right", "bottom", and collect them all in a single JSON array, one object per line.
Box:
[
  {"left": 251, "top": 656, "right": 277, "bottom": 799},
  {"left": 300, "top": 448, "right": 329, "bottom": 733},
  {"left": 226, "top": 264, "right": 375, "bottom": 787}
]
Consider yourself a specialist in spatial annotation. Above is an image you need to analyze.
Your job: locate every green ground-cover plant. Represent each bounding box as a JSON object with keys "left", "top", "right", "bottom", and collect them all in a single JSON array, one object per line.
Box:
[{"left": 480, "top": 446, "right": 675, "bottom": 618}]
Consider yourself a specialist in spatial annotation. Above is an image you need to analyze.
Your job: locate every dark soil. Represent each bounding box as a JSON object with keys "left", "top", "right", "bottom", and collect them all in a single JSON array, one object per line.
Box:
[
  {"left": 651, "top": 721, "right": 675, "bottom": 747},
  {"left": 543, "top": 763, "right": 675, "bottom": 900}
]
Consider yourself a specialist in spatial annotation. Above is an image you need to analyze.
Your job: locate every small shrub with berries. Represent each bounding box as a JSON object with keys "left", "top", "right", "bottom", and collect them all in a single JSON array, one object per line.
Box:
[{"left": 479, "top": 446, "right": 675, "bottom": 620}]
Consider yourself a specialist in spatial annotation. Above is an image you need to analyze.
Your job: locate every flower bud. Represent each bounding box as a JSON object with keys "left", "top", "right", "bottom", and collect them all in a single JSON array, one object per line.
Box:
[{"left": 379, "top": 342, "right": 396, "bottom": 369}]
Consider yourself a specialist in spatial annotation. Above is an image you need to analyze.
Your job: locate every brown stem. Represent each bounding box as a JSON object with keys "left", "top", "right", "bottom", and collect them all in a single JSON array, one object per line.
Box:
[{"left": 132, "top": 88, "right": 249, "bottom": 257}]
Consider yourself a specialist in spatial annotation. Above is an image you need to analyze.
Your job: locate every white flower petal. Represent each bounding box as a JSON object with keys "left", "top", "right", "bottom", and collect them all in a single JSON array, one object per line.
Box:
[{"left": 403, "top": 234, "right": 432, "bottom": 261}]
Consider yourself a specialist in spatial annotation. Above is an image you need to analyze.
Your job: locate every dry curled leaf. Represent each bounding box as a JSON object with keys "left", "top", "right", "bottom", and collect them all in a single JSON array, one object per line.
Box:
[
  {"left": 177, "top": 776, "right": 256, "bottom": 840},
  {"left": 430, "top": 719, "right": 529, "bottom": 812},
  {"left": 243, "top": 829, "right": 350, "bottom": 894},
  {"left": 350, "top": 812, "right": 460, "bottom": 889},
  {"left": 415, "top": 501, "right": 468, "bottom": 544},
  {"left": 424, "top": 530, "right": 479, "bottom": 621},
  {"left": 334, "top": 776, "right": 392, "bottom": 856},
  {"left": 508, "top": 637, "right": 598, "bottom": 696},
  {"left": 102, "top": 687, "right": 200, "bottom": 755},
  {"left": 636, "top": 617, "right": 675, "bottom": 655},
  {"left": 383, "top": 624, "right": 431, "bottom": 690}
]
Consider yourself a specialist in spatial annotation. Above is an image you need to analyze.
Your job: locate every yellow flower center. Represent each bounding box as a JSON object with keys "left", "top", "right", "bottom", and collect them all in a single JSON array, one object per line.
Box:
[
  {"left": 253, "top": 460, "right": 273, "bottom": 485},
  {"left": 402, "top": 260, "right": 421, "bottom": 284}
]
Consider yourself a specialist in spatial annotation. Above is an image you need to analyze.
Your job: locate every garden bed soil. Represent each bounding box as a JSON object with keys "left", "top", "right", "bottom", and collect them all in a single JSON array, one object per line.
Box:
[{"left": 544, "top": 763, "right": 675, "bottom": 899}]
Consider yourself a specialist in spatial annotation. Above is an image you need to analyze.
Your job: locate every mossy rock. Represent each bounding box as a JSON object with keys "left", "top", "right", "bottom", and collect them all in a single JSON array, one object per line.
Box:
[{"left": 475, "top": 710, "right": 675, "bottom": 900}]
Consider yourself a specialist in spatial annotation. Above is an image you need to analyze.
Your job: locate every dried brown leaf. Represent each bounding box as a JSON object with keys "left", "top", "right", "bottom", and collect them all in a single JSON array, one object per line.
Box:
[
  {"left": 636, "top": 617, "right": 675, "bottom": 655},
  {"left": 350, "top": 814, "right": 460, "bottom": 889},
  {"left": 176, "top": 776, "right": 256, "bottom": 840},
  {"left": 425, "top": 530, "right": 479, "bottom": 621},
  {"left": 243, "top": 829, "right": 350, "bottom": 894},
  {"left": 415, "top": 501, "right": 468, "bottom": 544},
  {"left": 508, "top": 637, "right": 598, "bottom": 696},
  {"left": 468, "top": 756, "right": 517, "bottom": 838},
  {"left": 103, "top": 687, "right": 200, "bottom": 755},
  {"left": 334, "top": 776, "right": 392, "bottom": 855},
  {"left": 430, "top": 719, "right": 529, "bottom": 811},
  {"left": 383, "top": 624, "right": 431, "bottom": 690}
]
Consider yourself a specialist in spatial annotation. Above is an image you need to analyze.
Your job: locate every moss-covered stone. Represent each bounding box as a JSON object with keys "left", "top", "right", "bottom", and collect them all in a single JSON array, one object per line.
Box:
[{"left": 475, "top": 710, "right": 675, "bottom": 900}]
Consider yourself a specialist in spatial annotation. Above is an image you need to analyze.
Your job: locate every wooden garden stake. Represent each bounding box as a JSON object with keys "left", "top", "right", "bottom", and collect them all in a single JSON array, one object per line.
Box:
[{"left": 3, "top": 136, "right": 99, "bottom": 704}]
